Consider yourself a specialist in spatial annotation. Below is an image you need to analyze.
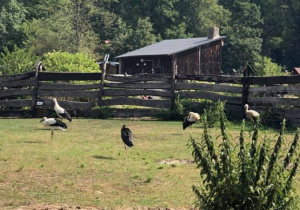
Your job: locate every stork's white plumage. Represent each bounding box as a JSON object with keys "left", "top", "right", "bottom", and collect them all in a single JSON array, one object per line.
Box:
[
  {"left": 40, "top": 117, "right": 67, "bottom": 140},
  {"left": 183, "top": 112, "right": 200, "bottom": 130},
  {"left": 53, "top": 98, "right": 72, "bottom": 122},
  {"left": 244, "top": 104, "right": 260, "bottom": 122}
]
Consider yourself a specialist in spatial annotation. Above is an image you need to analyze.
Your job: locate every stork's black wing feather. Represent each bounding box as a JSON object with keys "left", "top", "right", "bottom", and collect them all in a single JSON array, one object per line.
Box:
[
  {"left": 121, "top": 127, "right": 133, "bottom": 147},
  {"left": 60, "top": 111, "right": 72, "bottom": 122},
  {"left": 52, "top": 119, "right": 68, "bottom": 129},
  {"left": 183, "top": 118, "right": 194, "bottom": 130}
]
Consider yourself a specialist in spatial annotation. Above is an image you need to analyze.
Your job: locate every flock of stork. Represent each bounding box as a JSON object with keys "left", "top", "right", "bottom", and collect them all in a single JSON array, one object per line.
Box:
[{"left": 40, "top": 98, "right": 259, "bottom": 158}]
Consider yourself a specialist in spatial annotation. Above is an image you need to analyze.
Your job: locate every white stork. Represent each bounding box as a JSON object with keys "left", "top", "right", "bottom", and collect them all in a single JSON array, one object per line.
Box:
[
  {"left": 53, "top": 98, "right": 72, "bottom": 122},
  {"left": 121, "top": 125, "right": 134, "bottom": 160},
  {"left": 183, "top": 112, "right": 200, "bottom": 130},
  {"left": 40, "top": 117, "right": 67, "bottom": 140},
  {"left": 244, "top": 104, "right": 260, "bottom": 122}
]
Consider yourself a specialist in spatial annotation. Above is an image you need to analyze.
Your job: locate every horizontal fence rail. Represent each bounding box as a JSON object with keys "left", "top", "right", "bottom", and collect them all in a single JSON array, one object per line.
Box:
[
  {"left": 0, "top": 72, "right": 36, "bottom": 83},
  {"left": 38, "top": 72, "right": 102, "bottom": 81},
  {"left": 102, "top": 74, "right": 172, "bottom": 114},
  {"left": 175, "top": 75, "right": 244, "bottom": 119},
  {"left": 0, "top": 72, "right": 36, "bottom": 117},
  {"left": 246, "top": 75, "right": 300, "bottom": 126},
  {"left": 0, "top": 70, "right": 299, "bottom": 126}
]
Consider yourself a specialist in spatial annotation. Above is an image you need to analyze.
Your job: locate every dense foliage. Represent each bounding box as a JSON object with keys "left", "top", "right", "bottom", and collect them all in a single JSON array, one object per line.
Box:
[
  {"left": 43, "top": 51, "right": 99, "bottom": 73},
  {"left": 0, "top": 46, "right": 38, "bottom": 75},
  {"left": 1, "top": 0, "right": 299, "bottom": 74},
  {"left": 190, "top": 102, "right": 300, "bottom": 209}
]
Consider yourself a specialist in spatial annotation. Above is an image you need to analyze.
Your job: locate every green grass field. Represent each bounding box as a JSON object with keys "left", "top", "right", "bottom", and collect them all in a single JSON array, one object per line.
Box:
[{"left": 0, "top": 118, "right": 298, "bottom": 209}]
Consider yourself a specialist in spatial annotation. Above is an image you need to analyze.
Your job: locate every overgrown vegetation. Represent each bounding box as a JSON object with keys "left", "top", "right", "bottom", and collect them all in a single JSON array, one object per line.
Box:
[
  {"left": 154, "top": 95, "right": 185, "bottom": 121},
  {"left": 43, "top": 51, "right": 100, "bottom": 72},
  {"left": 155, "top": 98, "right": 226, "bottom": 127},
  {"left": 0, "top": 46, "right": 38, "bottom": 75},
  {"left": 199, "top": 100, "right": 223, "bottom": 127},
  {"left": 254, "top": 56, "right": 287, "bottom": 76},
  {"left": 2, "top": 0, "right": 300, "bottom": 74},
  {"left": 91, "top": 106, "right": 111, "bottom": 119},
  {"left": 189, "top": 102, "right": 300, "bottom": 209}
]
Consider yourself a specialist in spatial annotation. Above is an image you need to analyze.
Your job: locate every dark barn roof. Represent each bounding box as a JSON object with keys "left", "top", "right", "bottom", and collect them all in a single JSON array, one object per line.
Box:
[{"left": 116, "top": 36, "right": 225, "bottom": 58}]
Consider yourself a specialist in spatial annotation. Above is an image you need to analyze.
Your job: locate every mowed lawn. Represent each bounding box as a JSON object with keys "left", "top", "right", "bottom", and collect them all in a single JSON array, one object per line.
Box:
[{"left": 0, "top": 118, "right": 299, "bottom": 209}]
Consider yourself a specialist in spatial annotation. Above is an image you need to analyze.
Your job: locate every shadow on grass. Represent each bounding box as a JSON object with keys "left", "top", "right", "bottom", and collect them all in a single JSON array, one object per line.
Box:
[
  {"left": 93, "top": 155, "right": 115, "bottom": 160},
  {"left": 34, "top": 128, "right": 56, "bottom": 130},
  {"left": 23, "top": 140, "right": 46, "bottom": 144}
]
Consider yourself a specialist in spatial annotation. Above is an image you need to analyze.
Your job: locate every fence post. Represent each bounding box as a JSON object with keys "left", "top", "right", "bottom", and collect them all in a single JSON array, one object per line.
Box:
[
  {"left": 242, "top": 66, "right": 250, "bottom": 118},
  {"left": 170, "top": 55, "right": 176, "bottom": 110},
  {"left": 98, "top": 61, "right": 107, "bottom": 107},
  {"left": 31, "top": 69, "right": 39, "bottom": 117}
]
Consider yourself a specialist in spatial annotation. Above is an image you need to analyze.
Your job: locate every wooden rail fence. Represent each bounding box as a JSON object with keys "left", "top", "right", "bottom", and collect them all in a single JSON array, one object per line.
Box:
[{"left": 0, "top": 70, "right": 299, "bottom": 126}]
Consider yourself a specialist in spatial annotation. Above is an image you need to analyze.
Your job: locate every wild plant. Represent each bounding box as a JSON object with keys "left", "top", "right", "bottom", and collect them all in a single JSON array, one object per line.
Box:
[{"left": 189, "top": 102, "right": 300, "bottom": 209}]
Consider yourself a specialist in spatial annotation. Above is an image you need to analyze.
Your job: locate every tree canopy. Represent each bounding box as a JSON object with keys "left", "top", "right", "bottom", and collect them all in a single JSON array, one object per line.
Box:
[{"left": 0, "top": 0, "right": 299, "bottom": 75}]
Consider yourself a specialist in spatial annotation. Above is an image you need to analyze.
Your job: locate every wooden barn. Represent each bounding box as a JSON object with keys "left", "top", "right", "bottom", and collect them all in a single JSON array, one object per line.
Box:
[{"left": 115, "top": 27, "right": 225, "bottom": 76}]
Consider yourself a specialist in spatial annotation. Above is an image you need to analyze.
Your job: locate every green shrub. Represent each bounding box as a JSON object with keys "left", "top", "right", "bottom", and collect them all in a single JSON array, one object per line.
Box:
[
  {"left": 43, "top": 51, "right": 99, "bottom": 73},
  {"left": 154, "top": 109, "right": 174, "bottom": 121},
  {"left": 92, "top": 106, "right": 111, "bottom": 119},
  {"left": 0, "top": 46, "right": 38, "bottom": 75},
  {"left": 180, "top": 99, "right": 224, "bottom": 127},
  {"left": 154, "top": 95, "right": 184, "bottom": 121},
  {"left": 189, "top": 101, "right": 300, "bottom": 209},
  {"left": 254, "top": 56, "right": 287, "bottom": 76},
  {"left": 203, "top": 100, "right": 223, "bottom": 127}
]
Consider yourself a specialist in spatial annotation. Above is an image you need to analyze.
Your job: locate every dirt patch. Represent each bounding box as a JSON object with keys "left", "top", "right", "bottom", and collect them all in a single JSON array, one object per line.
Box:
[
  {"left": 16, "top": 204, "right": 99, "bottom": 210},
  {"left": 157, "top": 159, "right": 194, "bottom": 165},
  {"left": 5, "top": 204, "right": 196, "bottom": 210}
]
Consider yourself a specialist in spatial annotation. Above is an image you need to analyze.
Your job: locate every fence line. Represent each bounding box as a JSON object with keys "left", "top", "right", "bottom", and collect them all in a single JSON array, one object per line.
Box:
[{"left": 0, "top": 70, "right": 299, "bottom": 126}]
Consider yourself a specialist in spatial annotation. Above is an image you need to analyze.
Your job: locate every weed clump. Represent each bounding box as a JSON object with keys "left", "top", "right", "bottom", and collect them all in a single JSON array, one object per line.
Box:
[{"left": 189, "top": 102, "right": 300, "bottom": 209}]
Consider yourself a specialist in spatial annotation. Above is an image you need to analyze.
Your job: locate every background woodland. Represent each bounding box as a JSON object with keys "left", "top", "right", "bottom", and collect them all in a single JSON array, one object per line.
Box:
[{"left": 0, "top": 0, "right": 299, "bottom": 75}]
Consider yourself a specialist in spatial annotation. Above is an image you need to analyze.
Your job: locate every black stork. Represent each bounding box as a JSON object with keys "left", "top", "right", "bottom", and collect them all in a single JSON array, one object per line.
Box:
[{"left": 121, "top": 125, "right": 133, "bottom": 159}]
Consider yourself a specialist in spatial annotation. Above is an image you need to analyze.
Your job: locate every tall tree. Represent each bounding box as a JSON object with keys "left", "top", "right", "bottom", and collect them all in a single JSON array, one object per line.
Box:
[
  {"left": 124, "top": 17, "right": 159, "bottom": 52},
  {"left": 251, "top": 0, "right": 284, "bottom": 57},
  {"left": 0, "top": 0, "right": 26, "bottom": 53},
  {"left": 280, "top": 0, "right": 300, "bottom": 68},
  {"left": 175, "top": 0, "right": 230, "bottom": 37},
  {"left": 23, "top": 2, "right": 76, "bottom": 56},
  {"left": 23, "top": 0, "right": 98, "bottom": 57},
  {"left": 70, "top": 0, "right": 99, "bottom": 55},
  {"left": 118, "top": 0, "right": 179, "bottom": 38},
  {"left": 220, "top": 0, "right": 263, "bottom": 71}
]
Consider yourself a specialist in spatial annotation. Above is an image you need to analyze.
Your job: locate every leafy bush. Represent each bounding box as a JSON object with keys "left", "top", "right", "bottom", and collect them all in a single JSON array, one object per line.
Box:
[
  {"left": 202, "top": 100, "right": 224, "bottom": 127},
  {"left": 181, "top": 99, "right": 223, "bottom": 127},
  {"left": 43, "top": 51, "right": 100, "bottom": 73},
  {"left": 0, "top": 46, "right": 38, "bottom": 75},
  {"left": 92, "top": 106, "right": 111, "bottom": 119},
  {"left": 254, "top": 56, "right": 287, "bottom": 76},
  {"left": 154, "top": 95, "right": 184, "bottom": 120},
  {"left": 189, "top": 101, "right": 300, "bottom": 209}
]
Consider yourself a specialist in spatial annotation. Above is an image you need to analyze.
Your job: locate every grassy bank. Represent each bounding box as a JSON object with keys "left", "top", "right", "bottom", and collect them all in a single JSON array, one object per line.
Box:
[{"left": 0, "top": 118, "right": 298, "bottom": 209}]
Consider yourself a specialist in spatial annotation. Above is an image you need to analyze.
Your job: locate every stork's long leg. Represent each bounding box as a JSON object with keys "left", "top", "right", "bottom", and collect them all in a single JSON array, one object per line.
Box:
[
  {"left": 51, "top": 130, "right": 54, "bottom": 141},
  {"left": 125, "top": 145, "right": 127, "bottom": 160}
]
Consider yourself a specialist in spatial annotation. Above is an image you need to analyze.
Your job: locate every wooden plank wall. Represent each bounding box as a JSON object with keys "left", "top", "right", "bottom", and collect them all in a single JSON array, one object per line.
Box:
[
  {"left": 247, "top": 75, "right": 300, "bottom": 127},
  {"left": 175, "top": 75, "right": 243, "bottom": 119},
  {"left": 36, "top": 72, "right": 102, "bottom": 116},
  {"left": 103, "top": 73, "right": 172, "bottom": 117},
  {"left": 0, "top": 72, "right": 36, "bottom": 117},
  {"left": 1, "top": 71, "right": 299, "bottom": 126}
]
